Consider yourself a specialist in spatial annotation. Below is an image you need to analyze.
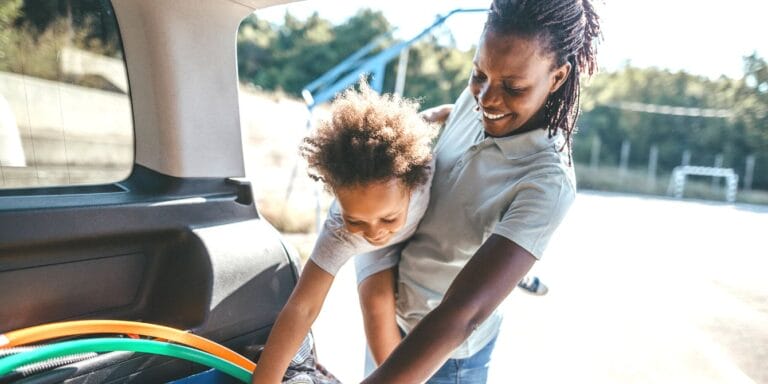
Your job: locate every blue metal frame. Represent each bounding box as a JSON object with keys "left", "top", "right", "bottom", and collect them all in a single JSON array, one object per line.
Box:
[{"left": 301, "top": 8, "right": 486, "bottom": 107}]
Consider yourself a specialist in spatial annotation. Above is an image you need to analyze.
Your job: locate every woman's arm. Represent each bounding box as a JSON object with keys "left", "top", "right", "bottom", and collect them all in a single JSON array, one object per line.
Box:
[
  {"left": 361, "top": 234, "right": 536, "bottom": 383},
  {"left": 251, "top": 260, "right": 334, "bottom": 384},
  {"left": 358, "top": 267, "right": 401, "bottom": 366}
]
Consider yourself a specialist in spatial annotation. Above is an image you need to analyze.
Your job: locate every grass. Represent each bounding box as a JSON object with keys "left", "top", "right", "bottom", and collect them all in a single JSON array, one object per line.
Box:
[{"left": 574, "top": 163, "right": 768, "bottom": 205}]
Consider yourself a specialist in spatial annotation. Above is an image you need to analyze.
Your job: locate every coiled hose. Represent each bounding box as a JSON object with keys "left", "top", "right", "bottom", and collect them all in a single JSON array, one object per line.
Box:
[
  {"left": 0, "top": 347, "right": 97, "bottom": 384},
  {"left": 0, "top": 320, "right": 255, "bottom": 371},
  {"left": 0, "top": 338, "right": 252, "bottom": 383}
]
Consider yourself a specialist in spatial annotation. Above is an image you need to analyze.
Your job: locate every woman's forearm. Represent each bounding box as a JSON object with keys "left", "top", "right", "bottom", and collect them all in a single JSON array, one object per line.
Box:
[
  {"left": 361, "top": 290, "right": 479, "bottom": 383},
  {"left": 362, "top": 235, "right": 536, "bottom": 383}
]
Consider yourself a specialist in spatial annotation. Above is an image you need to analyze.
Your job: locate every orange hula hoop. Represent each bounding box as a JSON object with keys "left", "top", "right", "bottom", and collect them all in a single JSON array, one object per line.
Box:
[{"left": 0, "top": 320, "right": 255, "bottom": 372}]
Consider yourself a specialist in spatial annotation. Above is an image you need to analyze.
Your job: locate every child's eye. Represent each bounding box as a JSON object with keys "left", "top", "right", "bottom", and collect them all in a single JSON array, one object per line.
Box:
[
  {"left": 346, "top": 220, "right": 362, "bottom": 226},
  {"left": 381, "top": 218, "right": 397, "bottom": 224}
]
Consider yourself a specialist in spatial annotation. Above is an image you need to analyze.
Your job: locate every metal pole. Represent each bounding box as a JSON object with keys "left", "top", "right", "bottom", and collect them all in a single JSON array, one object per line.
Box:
[
  {"left": 647, "top": 145, "right": 658, "bottom": 191},
  {"left": 744, "top": 154, "right": 756, "bottom": 191},
  {"left": 394, "top": 47, "right": 410, "bottom": 96},
  {"left": 590, "top": 136, "right": 600, "bottom": 171},
  {"left": 285, "top": 106, "right": 314, "bottom": 202},
  {"left": 674, "top": 170, "right": 685, "bottom": 199},
  {"left": 711, "top": 153, "right": 723, "bottom": 192},
  {"left": 682, "top": 150, "right": 691, "bottom": 166},
  {"left": 370, "top": 65, "right": 386, "bottom": 94},
  {"left": 726, "top": 174, "right": 739, "bottom": 203},
  {"left": 619, "top": 140, "right": 630, "bottom": 180}
]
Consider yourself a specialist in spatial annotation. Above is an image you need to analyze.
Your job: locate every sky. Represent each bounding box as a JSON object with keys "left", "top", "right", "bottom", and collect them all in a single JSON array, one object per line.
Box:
[{"left": 256, "top": 0, "right": 768, "bottom": 80}]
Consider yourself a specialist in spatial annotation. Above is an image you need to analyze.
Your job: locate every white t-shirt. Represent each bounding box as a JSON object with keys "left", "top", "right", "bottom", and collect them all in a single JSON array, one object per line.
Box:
[{"left": 309, "top": 161, "right": 434, "bottom": 277}]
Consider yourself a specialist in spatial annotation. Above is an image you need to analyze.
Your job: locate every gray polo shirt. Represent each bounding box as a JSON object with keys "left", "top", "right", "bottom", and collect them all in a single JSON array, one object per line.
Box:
[{"left": 357, "top": 88, "right": 576, "bottom": 358}]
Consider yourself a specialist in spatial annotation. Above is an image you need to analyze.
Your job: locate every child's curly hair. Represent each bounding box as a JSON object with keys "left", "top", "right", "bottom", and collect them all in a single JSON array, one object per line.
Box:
[{"left": 300, "top": 81, "right": 438, "bottom": 192}]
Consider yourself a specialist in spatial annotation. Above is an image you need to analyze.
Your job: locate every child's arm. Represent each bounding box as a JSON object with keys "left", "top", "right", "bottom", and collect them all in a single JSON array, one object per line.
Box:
[
  {"left": 251, "top": 260, "right": 334, "bottom": 384},
  {"left": 358, "top": 266, "right": 401, "bottom": 366},
  {"left": 419, "top": 104, "right": 454, "bottom": 125}
]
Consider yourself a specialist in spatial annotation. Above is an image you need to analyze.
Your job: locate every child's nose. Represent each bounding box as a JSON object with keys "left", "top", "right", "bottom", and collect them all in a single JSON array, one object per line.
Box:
[{"left": 364, "top": 225, "right": 386, "bottom": 237}]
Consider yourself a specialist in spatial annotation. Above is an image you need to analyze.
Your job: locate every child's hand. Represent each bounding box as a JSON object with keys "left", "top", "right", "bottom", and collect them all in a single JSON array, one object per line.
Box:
[{"left": 419, "top": 104, "right": 454, "bottom": 125}]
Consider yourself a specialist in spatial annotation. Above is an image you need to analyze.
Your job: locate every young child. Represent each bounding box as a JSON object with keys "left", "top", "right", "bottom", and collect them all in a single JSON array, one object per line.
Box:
[{"left": 250, "top": 81, "right": 438, "bottom": 384}]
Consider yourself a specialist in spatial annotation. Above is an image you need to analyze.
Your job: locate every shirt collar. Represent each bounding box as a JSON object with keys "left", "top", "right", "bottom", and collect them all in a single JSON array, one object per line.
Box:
[{"left": 489, "top": 127, "right": 564, "bottom": 160}]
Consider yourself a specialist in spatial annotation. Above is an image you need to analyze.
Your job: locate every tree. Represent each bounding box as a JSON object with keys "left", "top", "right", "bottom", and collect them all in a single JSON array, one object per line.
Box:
[
  {"left": 576, "top": 59, "right": 768, "bottom": 189},
  {"left": 17, "top": 0, "right": 121, "bottom": 56},
  {"left": 382, "top": 35, "right": 473, "bottom": 108},
  {"left": 237, "top": 9, "right": 391, "bottom": 95}
]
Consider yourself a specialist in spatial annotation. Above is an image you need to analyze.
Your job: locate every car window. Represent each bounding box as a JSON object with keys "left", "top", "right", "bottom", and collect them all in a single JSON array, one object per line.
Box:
[{"left": 0, "top": 0, "right": 132, "bottom": 190}]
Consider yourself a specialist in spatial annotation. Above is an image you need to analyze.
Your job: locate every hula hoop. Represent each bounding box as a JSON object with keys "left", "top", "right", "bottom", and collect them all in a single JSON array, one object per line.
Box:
[
  {"left": 0, "top": 320, "right": 255, "bottom": 371},
  {"left": 0, "top": 338, "right": 252, "bottom": 382}
]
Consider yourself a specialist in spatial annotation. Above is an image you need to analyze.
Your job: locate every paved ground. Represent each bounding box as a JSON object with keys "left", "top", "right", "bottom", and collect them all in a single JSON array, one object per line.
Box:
[{"left": 309, "top": 191, "right": 768, "bottom": 383}]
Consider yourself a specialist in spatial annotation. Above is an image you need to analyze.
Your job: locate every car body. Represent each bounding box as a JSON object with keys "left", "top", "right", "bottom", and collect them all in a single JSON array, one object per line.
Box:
[{"left": 0, "top": 0, "right": 301, "bottom": 382}]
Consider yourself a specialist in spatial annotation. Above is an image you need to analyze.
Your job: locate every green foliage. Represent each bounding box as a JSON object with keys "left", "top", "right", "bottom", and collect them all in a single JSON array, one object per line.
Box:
[
  {"left": 237, "top": 9, "right": 391, "bottom": 94},
  {"left": 577, "top": 61, "right": 768, "bottom": 189},
  {"left": 0, "top": 0, "right": 123, "bottom": 88},
  {"left": 0, "top": 0, "right": 23, "bottom": 60},
  {"left": 0, "top": 0, "right": 22, "bottom": 24},
  {"left": 17, "top": 0, "right": 121, "bottom": 56}
]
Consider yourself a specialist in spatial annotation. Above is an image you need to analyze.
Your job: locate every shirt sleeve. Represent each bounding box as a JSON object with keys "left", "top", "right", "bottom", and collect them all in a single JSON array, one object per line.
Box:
[
  {"left": 309, "top": 200, "right": 358, "bottom": 276},
  {"left": 354, "top": 244, "right": 402, "bottom": 285},
  {"left": 491, "top": 172, "right": 576, "bottom": 259}
]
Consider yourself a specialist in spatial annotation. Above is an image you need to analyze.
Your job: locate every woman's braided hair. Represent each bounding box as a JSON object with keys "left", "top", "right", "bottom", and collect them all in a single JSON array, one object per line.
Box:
[{"left": 486, "top": 0, "right": 602, "bottom": 157}]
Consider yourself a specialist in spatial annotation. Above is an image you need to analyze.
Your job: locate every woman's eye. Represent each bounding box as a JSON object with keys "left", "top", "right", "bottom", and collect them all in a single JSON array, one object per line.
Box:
[
  {"left": 381, "top": 218, "right": 397, "bottom": 224},
  {"left": 470, "top": 72, "right": 486, "bottom": 82},
  {"left": 503, "top": 85, "right": 524, "bottom": 95},
  {"left": 346, "top": 220, "right": 362, "bottom": 226}
]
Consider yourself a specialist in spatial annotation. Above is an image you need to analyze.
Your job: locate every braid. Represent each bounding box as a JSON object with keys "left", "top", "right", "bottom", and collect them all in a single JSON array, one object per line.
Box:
[{"left": 486, "top": 0, "right": 602, "bottom": 162}]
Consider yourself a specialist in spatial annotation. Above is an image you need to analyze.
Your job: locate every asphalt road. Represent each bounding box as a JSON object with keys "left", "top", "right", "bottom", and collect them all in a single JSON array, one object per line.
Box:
[{"left": 312, "top": 191, "right": 768, "bottom": 383}]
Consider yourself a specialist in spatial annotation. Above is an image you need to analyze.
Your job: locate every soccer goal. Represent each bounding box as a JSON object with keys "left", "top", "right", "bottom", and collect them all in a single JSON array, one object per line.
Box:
[{"left": 668, "top": 166, "right": 739, "bottom": 203}]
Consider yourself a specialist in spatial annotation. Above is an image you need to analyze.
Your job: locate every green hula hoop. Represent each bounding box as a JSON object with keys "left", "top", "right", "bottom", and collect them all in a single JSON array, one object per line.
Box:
[{"left": 0, "top": 338, "right": 252, "bottom": 382}]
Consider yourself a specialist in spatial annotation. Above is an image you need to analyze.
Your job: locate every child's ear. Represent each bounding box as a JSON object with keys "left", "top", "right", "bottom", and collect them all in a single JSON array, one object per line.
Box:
[{"left": 549, "top": 62, "right": 572, "bottom": 94}]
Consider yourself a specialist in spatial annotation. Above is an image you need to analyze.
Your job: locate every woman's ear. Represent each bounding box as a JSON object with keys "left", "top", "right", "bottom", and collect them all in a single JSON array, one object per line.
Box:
[{"left": 549, "top": 61, "right": 572, "bottom": 94}]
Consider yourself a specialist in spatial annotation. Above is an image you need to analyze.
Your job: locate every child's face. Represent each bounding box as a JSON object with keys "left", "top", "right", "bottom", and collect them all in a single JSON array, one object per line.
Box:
[{"left": 335, "top": 178, "right": 410, "bottom": 246}]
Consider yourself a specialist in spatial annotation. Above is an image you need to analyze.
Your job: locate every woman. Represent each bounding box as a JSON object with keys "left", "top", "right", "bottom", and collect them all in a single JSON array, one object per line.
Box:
[{"left": 358, "top": 0, "right": 602, "bottom": 382}]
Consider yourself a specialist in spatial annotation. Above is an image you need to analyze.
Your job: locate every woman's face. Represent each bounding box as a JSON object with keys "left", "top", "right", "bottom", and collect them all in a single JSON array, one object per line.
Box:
[
  {"left": 470, "top": 29, "right": 570, "bottom": 137},
  {"left": 335, "top": 178, "right": 410, "bottom": 246}
]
